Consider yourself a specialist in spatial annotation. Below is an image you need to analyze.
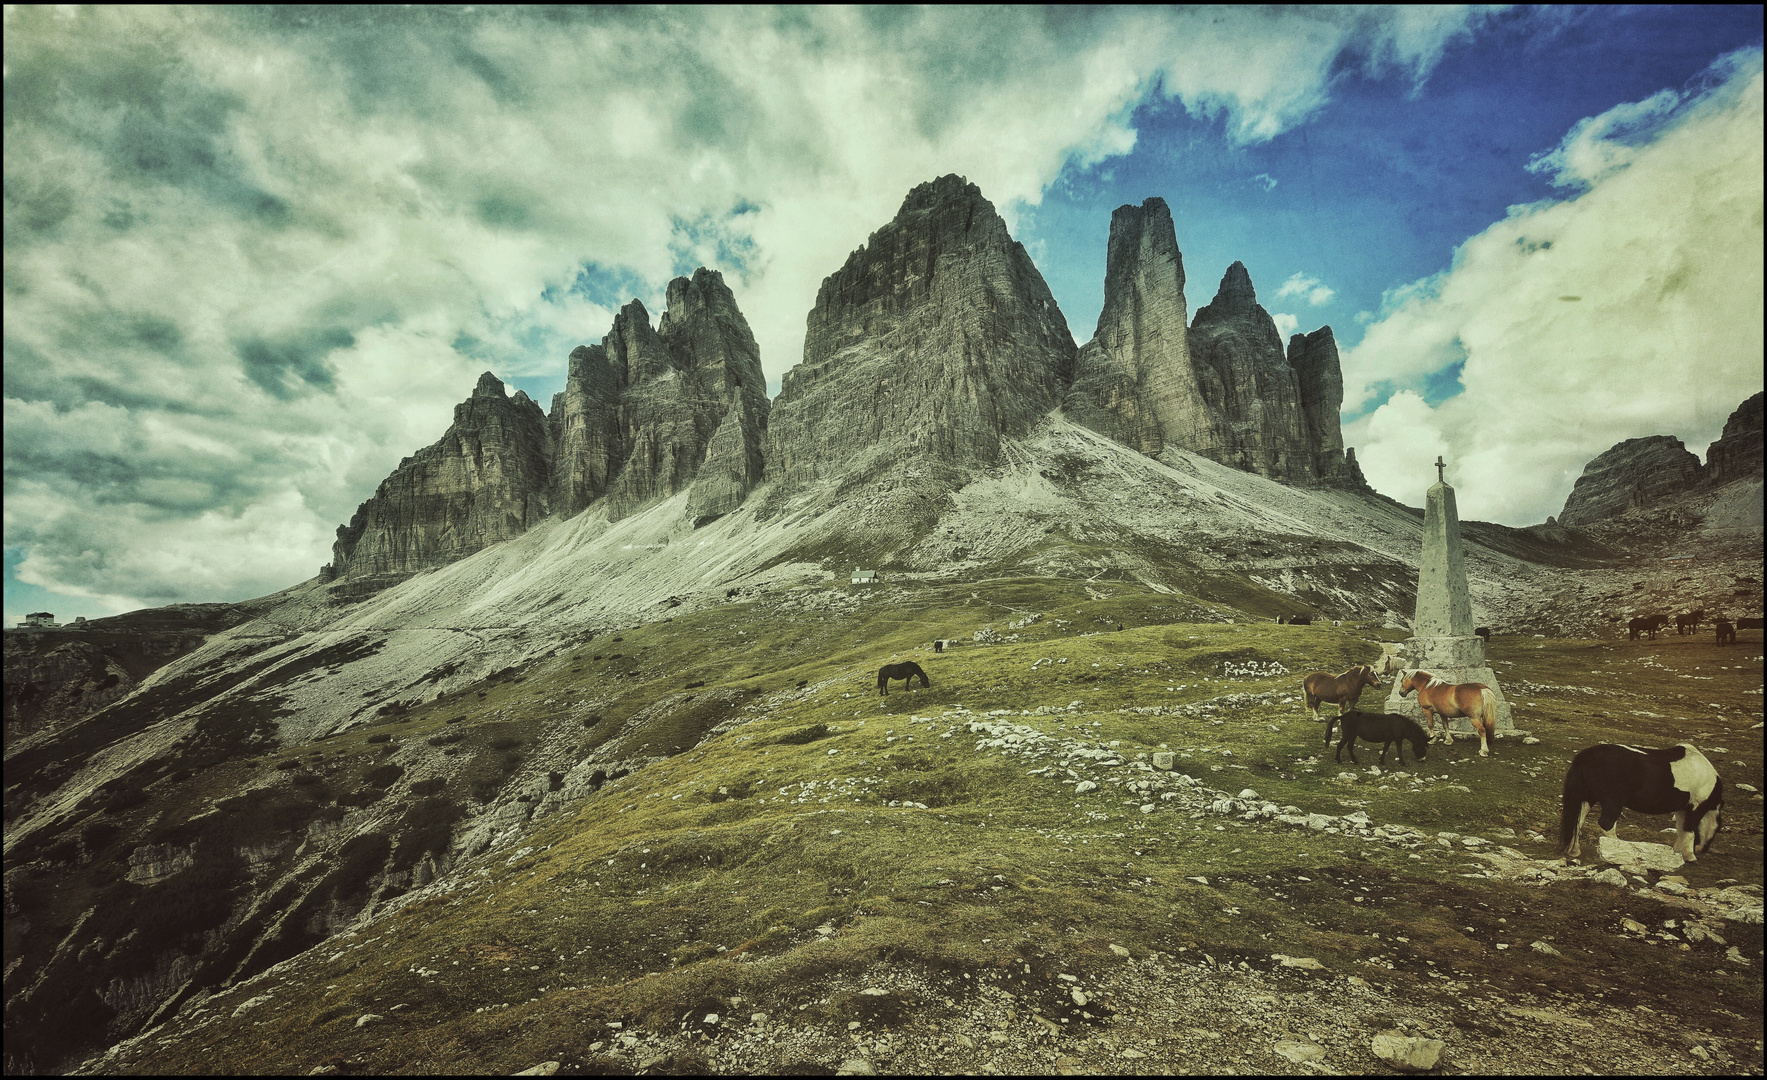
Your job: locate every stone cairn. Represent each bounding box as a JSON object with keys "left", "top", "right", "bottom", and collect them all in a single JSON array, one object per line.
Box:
[{"left": 1384, "top": 457, "right": 1514, "bottom": 735}]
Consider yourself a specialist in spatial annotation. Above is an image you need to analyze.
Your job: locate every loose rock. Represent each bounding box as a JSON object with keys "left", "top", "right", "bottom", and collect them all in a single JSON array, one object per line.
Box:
[{"left": 1371, "top": 1030, "right": 1445, "bottom": 1073}]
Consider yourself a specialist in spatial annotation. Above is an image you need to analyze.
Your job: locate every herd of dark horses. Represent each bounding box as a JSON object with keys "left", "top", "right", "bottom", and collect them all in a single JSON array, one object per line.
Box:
[{"left": 1628, "top": 608, "right": 1762, "bottom": 641}]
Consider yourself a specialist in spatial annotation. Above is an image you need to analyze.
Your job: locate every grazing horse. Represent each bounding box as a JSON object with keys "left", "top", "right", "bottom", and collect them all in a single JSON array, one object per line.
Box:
[
  {"left": 1474, "top": 626, "right": 1491, "bottom": 643},
  {"left": 1675, "top": 609, "right": 1705, "bottom": 635},
  {"left": 1333, "top": 710, "right": 1430, "bottom": 767},
  {"left": 1286, "top": 615, "right": 1314, "bottom": 626},
  {"left": 1556, "top": 743, "right": 1724, "bottom": 862},
  {"left": 1628, "top": 614, "right": 1669, "bottom": 640},
  {"left": 1302, "top": 665, "right": 1382, "bottom": 745},
  {"left": 1715, "top": 619, "right": 1737, "bottom": 645},
  {"left": 1399, "top": 670, "right": 1499, "bottom": 756},
  {"left": 933, "top": 640, "right": 945, "bottom": 654},
  {"left": 1738, "top": 617, "right": 1765, "bottom": 631},
  {"left": 876, "top": 661, "right": 929, "bottom": 696}
]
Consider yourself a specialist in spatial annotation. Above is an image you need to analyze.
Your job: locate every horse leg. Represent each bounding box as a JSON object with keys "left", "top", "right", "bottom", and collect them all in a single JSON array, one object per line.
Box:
[
  {"left": 1595, "top": 803, "right": 1624, "bottom": 843},
  {"left": 1564, "top": 801, "right": 1589, "bottom": 860},
  {"left": 1671, "top": 811, "right": 1694, "bottom": 861}
]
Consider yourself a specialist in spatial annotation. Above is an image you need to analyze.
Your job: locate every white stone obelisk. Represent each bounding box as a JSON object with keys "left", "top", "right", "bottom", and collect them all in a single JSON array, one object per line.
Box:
[{"left": 1384, "top": 457, "right": 1513, "bottom": 735}]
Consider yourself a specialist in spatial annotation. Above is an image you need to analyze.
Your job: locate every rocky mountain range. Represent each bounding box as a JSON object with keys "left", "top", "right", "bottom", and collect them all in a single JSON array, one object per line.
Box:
[
  {"left": 4, "top": 175, "right": 1760, "bottom": 1075},
  {"left": 325, "top": 179, "right": 1362, "bottom": 585},
  {"left": 1557, "top": 391, "right": 1763, "bottom": 526},
  {"left": 1065, "top": 198, "right": 1361, "bottom": 488}
]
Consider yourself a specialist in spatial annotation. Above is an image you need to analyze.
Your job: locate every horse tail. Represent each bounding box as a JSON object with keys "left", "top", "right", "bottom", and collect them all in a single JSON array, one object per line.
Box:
[
  {"left": 1555, "top": 754, "right": 1590, "bottom": 857},
  {"left": 877, "top": 668, "right": 888, "bottom": 694},
  {"left": 1478, "top": 688, "right": 1498, "bottom": 734}
]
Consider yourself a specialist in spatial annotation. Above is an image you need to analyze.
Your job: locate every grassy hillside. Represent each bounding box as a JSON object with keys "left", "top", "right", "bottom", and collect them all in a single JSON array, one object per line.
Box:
[{"left": 61, "top": 576, "right": 1761, "bottom": 1075}]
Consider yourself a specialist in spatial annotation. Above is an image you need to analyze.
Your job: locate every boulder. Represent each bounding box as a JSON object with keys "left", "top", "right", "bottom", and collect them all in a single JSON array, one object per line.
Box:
[
  {"left": 1274, "top": 1040, "right": 1326, "bottom": 1064},
  {"left": 1597, "top": 835, "right": 1684, "bottom": 873},
  {"left": 1371, "top": 1030, "right": 1445, "bottom": 1073}
]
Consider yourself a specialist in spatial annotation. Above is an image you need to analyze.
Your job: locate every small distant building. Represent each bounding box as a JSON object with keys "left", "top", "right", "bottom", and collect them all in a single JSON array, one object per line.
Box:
[
  {"left": 23, "top": 611, "right": 57, "bottom": 628},
  {"left": 851, "top": 569, "right": 878, "bottom": 585},
  {"left": 73, "top": 616, "right": 87, "bottom": 625}
]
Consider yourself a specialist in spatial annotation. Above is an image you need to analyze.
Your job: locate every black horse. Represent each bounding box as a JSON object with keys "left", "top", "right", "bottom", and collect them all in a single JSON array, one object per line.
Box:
[
  {"left": 877, "top": 661, "right": 930, "bottom": 696},
  {"left": 1333, "top": 710, "right": 1429, "bottom": 767},
  {"left": 1715, "top": 619, "right": 1737, "bottom": 645},
  {"left": 1628, "top": 614, "right": 1669, "bottom": 640}
]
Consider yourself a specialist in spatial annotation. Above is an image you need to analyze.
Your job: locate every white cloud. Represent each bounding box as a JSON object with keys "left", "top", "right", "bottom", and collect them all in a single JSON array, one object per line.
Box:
[
  {"left": 1342, "top": 48, "right": 1765, "bottom": 525},
  {"left": 2, "top": 6, "right": 1498, "bottom": 607},
  {"left": 1275, "top": 272, "right": 1336, "bottom": 306},
  {"left": 1271, "top": 312, "right": 1301, "bottom": 340}
]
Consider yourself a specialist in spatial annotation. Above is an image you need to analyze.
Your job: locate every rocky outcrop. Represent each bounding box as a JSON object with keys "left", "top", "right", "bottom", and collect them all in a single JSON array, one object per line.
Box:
[
  {"left": 1703, "top": 391, "right": 1763, "bottom": 488},
  {"left": 601, "top": 299, "right": 722, "bottom": 521},
  {"left": 329, "top": 269, "right": 769, "bottom": 575},
  {"left": 1558, "top": 435, "right": 1704, "bottom": 526},
  {"left": 330, "top": 373, "right": 553, "bottom": 577},
  {"left": 1063, "top": 201, "right": 1357, "bottom": 487},
  {"left": 2, "top": 639, "right": 133, "bottom": 739},
  {"left": 686, "top": 387, "right": 768, "bottom": 528},
  {"left": 1285, "top": 326, "right": 1356, "bottom": 484},
  {"left": 765, "top": 174, "right": 1076, "bottom": 490},
  {"left": 1186, "top": 263, "right": 1316, "bottom": 481},
  {"left": 547, "top": 344, "right": 622, "bottom": 518},
  {"left": 1064, "top": 198, "right": 1191, "bottom": 456}
]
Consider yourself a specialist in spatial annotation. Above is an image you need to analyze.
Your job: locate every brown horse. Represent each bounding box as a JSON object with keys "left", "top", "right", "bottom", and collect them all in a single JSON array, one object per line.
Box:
[
  {"left": 1302, "top": 665, "right": 1382, "bottom": 745},
  {"left": 1399, "top": 670, "right": 1499, "bottom": 757}
]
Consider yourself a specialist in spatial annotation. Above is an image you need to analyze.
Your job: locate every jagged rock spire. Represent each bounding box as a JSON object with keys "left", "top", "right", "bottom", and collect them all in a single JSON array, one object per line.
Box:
[{"left": 766, "top": 174, "right": 1075, "bottom": 491}]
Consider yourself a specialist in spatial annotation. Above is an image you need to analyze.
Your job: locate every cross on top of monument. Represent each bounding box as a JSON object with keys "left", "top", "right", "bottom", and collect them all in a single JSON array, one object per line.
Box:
[{"left": 1435, "top": 455, "right": 1446, "bottom": 483}]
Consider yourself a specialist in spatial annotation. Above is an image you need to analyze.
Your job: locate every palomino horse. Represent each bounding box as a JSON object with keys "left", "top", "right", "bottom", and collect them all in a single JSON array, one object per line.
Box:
[
  {"left": 1399, "top": 670, "right": 1499, "bottom": 756},
  {"left": 1556, "top": 743, "right": 1724, "bottom": 862},
  {"left": 877, "top": 661, "right": 930, "bottom": 696},
  {"left": 1302, "top": 665, "right": 1382, "bottom": 745}
]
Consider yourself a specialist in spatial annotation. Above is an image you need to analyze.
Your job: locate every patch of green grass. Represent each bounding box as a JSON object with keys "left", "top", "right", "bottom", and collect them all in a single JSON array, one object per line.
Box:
[{"left": 109, "top": 580, "right": 1764, "bottom": 1076}]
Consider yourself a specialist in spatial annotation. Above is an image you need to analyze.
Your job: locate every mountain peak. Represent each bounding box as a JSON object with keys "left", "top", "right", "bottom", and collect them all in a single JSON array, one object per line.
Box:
[
  {"left": 473, "top": 371, "right": 507, "bottom": 398},
  {"left": 1211, "top": 261, "right": 1257, "bottom": 314}
]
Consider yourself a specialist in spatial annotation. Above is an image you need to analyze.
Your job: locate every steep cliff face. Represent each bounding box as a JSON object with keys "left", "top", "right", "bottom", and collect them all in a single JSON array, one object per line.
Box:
[
  {"left": 1063, "top": 198, "right": 1189, "bottom": 455},
  {"left": 330, "top": 373, "right": 552, "bottom": 577},
  {"left": 765, "top": 174, "right": 1076, "bottom": 490},
  {"left": 601, "top": 299, "right": 723, "bottom": 521},
  {"left": 1703, "top": 390, "right": 1763, "bottom": 488},
  {"left": 1285, "top": 326, "right": 1354, "bottom": 483},
  {"left": 547, "top": 344, "right": 623, "bottom": 518},
  {"left": 1185, "top": 262, "right": 1315, "bottom": 481},
  {"left": 330, "top": 269, "right": 770, "bottom": 576},
  {"left": 1558, "top": 434, "right": 1704, "bottom": 526},
  {"left": 661, "top": 269, "right": 771, "bottom": 526}
]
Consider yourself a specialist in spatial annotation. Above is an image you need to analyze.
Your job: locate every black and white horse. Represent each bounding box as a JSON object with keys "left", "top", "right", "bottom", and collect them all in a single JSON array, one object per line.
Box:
[
  {"left": 877, "top": 661, "right": 930, "bottom": 696},
  {"left": 1556, "top": 743, "right": 1724, "bottom": 862}
]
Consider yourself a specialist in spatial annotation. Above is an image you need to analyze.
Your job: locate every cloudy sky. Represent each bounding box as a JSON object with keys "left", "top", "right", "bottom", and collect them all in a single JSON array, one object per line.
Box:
[{"left": 5, "top": 6, "right": 1762, "bottom": 623}]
